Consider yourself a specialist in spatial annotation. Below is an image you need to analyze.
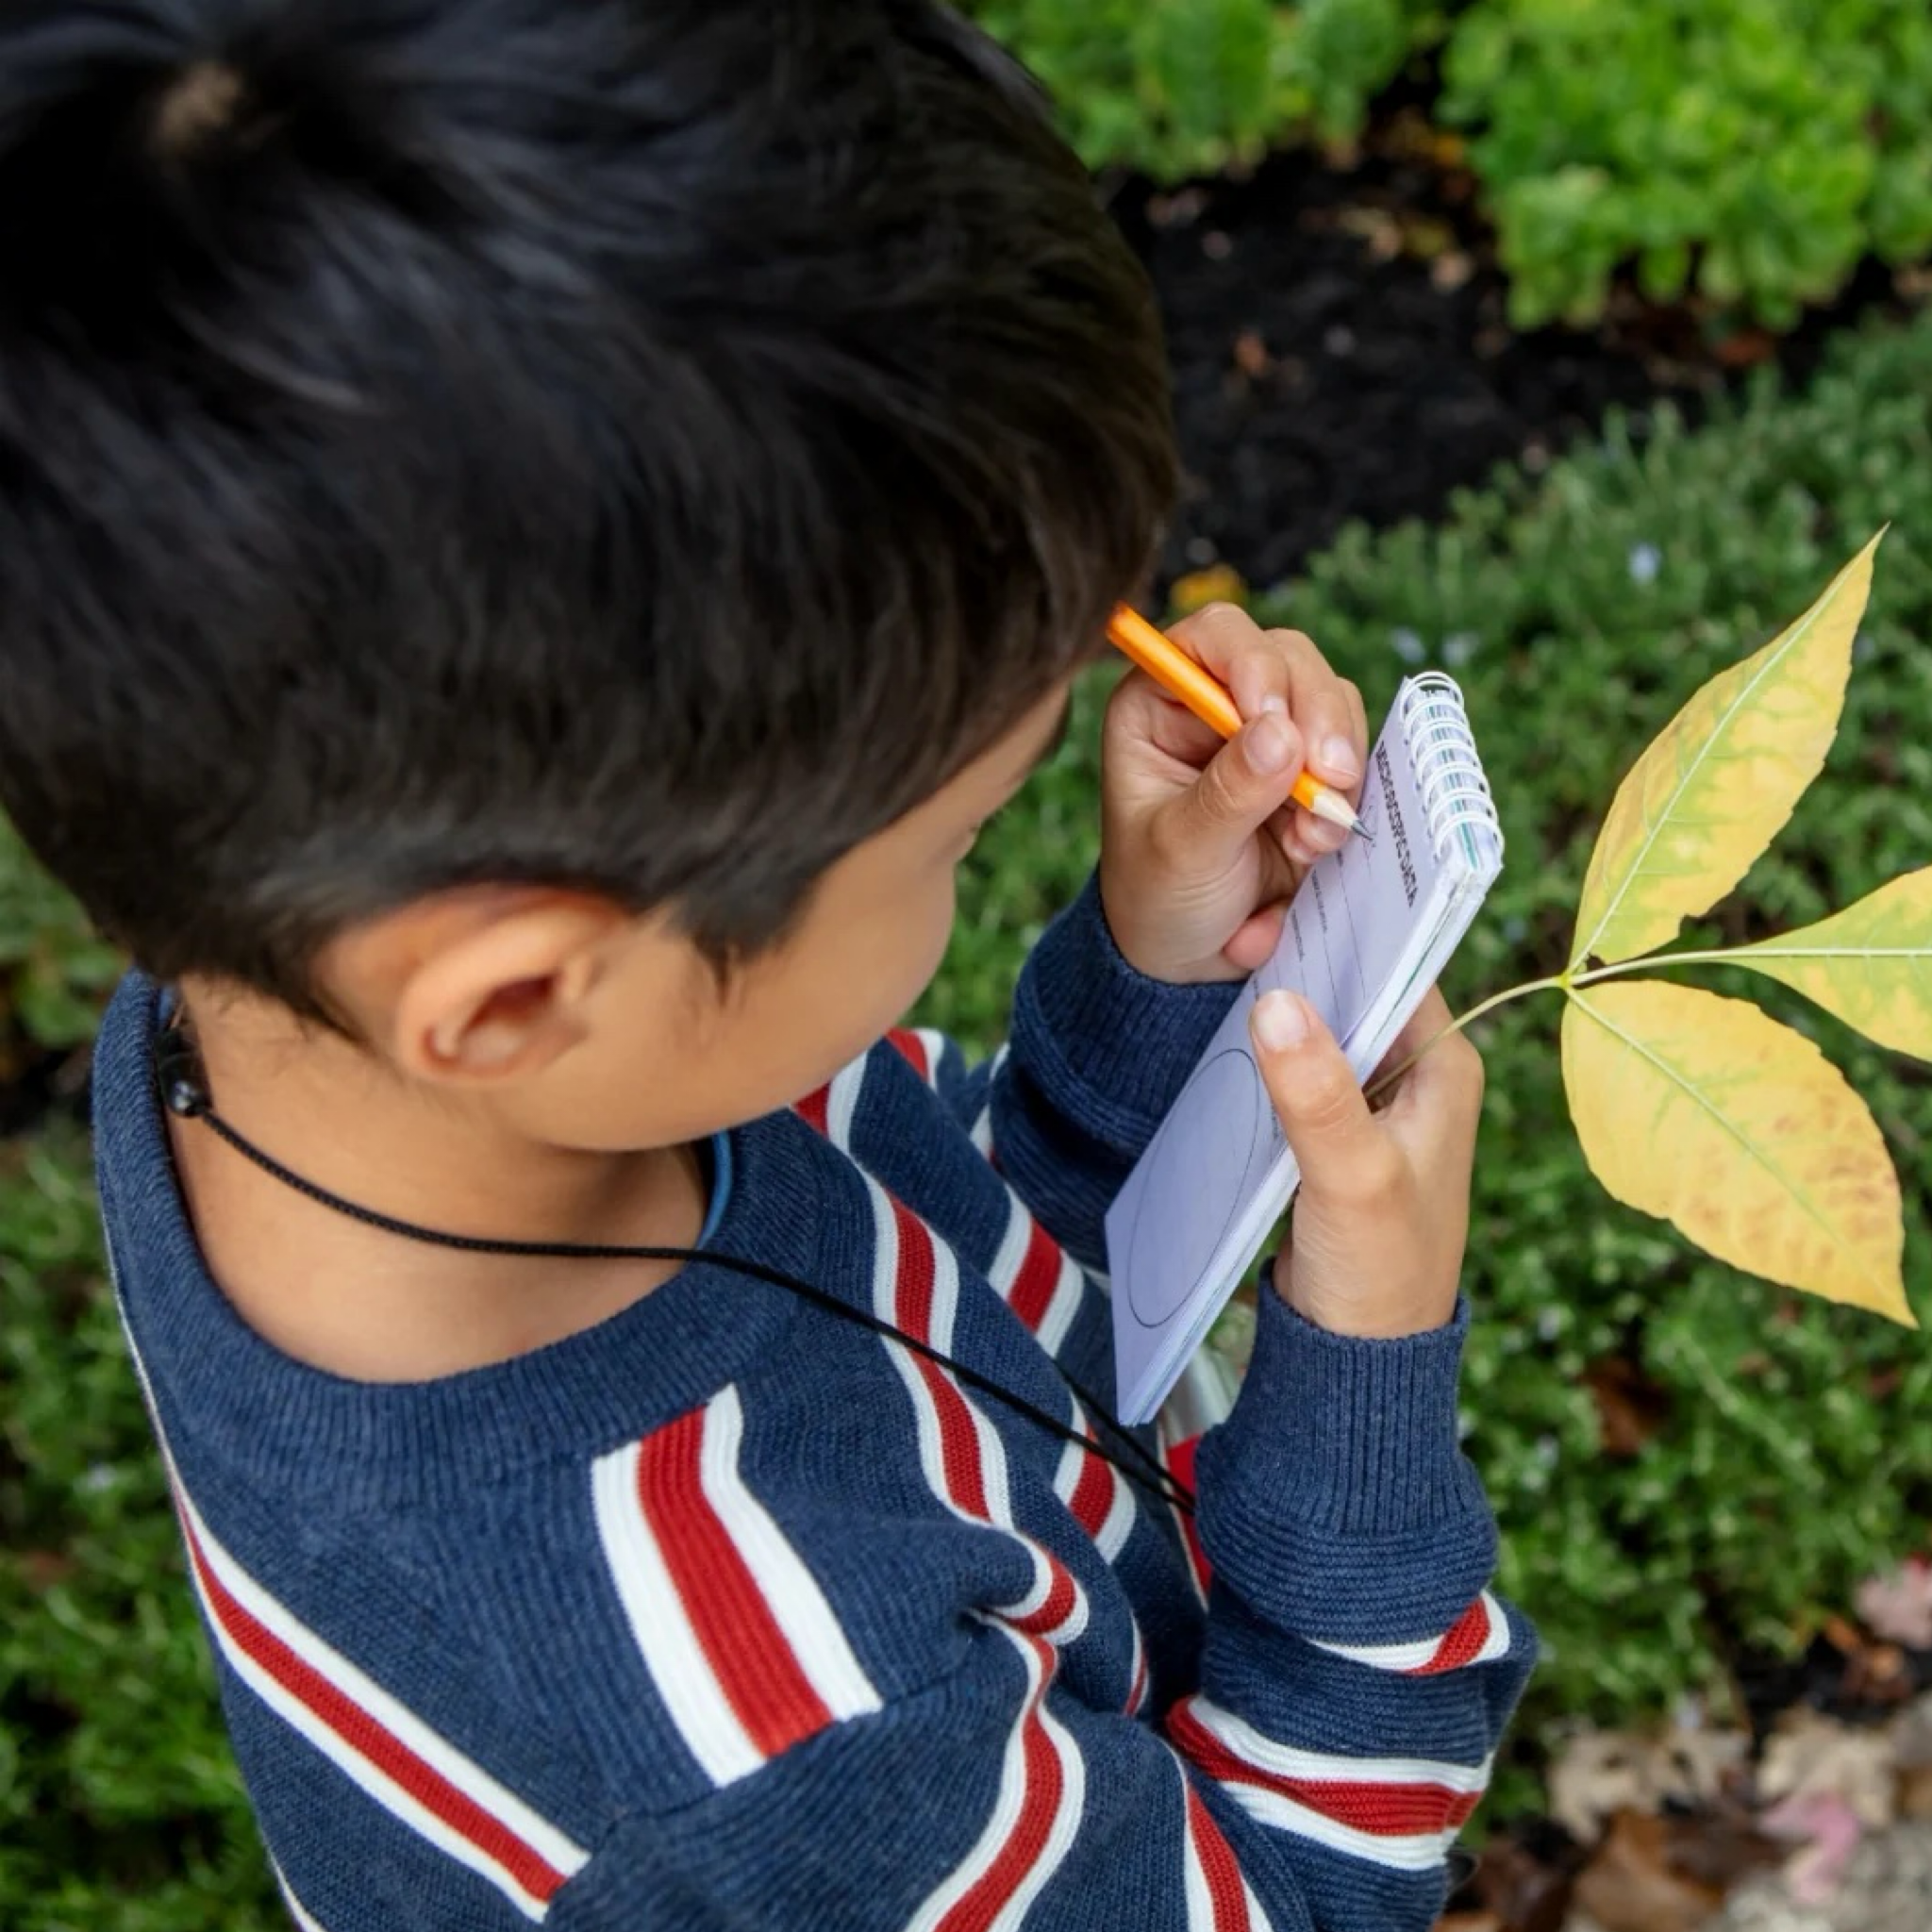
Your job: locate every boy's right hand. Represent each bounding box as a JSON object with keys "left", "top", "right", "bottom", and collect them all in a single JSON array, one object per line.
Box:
[{"left": 1249, "top": 986, "right": 1482, "bottom": 1339}]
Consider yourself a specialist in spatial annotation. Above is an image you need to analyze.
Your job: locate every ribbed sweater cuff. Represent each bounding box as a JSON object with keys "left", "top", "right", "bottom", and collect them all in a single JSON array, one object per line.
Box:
[
  {"left": 1010, "top": 876, "right": 1241, "bottom": 1156},
  {"left": 1194, "top": 1291, "right": 1496, "bottom": 1641}
]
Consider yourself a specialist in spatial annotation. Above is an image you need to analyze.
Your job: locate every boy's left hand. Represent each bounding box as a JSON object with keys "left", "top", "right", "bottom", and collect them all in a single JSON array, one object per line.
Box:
[{"left": 1098, "top": 603, "right": 1367, "bottom": 985}]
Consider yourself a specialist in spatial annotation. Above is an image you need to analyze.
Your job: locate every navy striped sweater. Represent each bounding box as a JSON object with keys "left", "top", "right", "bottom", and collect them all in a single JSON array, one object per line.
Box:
[{"left": 92, "top": 878, "right": 1535, "bottom": 1931}]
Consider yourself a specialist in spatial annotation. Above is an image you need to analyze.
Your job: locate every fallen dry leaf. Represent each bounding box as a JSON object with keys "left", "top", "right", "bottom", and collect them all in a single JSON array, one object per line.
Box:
[
  {"left": 1760, "top": 1790, "right": 1870, "bottom": 1904},
  {"left": 1897, "top": 1765, "right": 1932, "bottom": 1822},
  {"left": 1890, "top": 1691, "right": 1932, "bottom": 1768},
  {"left": 1231, "top": 329, "right": 1272, "bottom": 380},
  {"left": 1714, "top": 327, "right": 1779, "bottom": 370},
  {"left": 1451, "top": 1831, "right": 1579, "bottom": 1932},
  {"left": 1573, "top": 1811, "right": 1728, "bottom": 1932},
  {"left": 1759, "top": 1710, "right": 1898, "bottom": 1829},
  {"left": 19, "top": 1550, "right": 75, "bottom": 1591},
  {"left": 1580, "top": 1356, "right": 1674, "bottom": 1457},
  {"left": 1841, "top": 1641, "right": 1916, "bottom": 1707},
  {"left": 1890, "top": 1694, "right": 1932, "bottom": 1818},
  {"left": 1857, "top": 1558, "right": 1932, "bottom": 1649},
  {"left": 1551, "top": 1724, "right": 1749, "bottom": 1842}
]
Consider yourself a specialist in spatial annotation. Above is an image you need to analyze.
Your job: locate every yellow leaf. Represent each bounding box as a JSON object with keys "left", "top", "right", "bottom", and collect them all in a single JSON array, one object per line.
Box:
[
  {"left": 1724, "top": 870, "right": 1932, "bottom": 1060},
  {"left": 1561, "top": 979, "right": 1911, "bottom": 1324},
  {"left": 1570, "top": 533, "right": 1883, "bottom": 970}
]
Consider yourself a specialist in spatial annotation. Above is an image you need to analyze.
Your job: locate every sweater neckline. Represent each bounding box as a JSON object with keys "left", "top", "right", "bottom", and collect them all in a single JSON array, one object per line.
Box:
[{"left": 92, "top": 974, "right": 821, "bottom": 1508}]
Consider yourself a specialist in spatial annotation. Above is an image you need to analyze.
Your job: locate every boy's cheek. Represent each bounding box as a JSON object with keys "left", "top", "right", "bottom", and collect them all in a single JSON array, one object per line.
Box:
[{"left": 578, "top": 868, "right": 961, "bottom": 1143}]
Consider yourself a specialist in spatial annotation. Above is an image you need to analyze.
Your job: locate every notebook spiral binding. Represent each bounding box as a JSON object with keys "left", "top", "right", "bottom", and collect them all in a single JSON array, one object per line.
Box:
[{"left": 1398, "top": 672, "right": 1504, "bottom": 865}]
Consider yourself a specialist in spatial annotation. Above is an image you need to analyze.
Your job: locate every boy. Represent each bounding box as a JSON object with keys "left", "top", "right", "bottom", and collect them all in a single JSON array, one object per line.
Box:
[{"left": 4, "top": 1, "right": 1533, "bottom": 1925}]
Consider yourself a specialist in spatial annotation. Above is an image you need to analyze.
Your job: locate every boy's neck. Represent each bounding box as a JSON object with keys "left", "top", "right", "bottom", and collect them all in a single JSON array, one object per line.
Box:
[{"left": 165, "top": 1004, "right": 708, "bottom": 1384}]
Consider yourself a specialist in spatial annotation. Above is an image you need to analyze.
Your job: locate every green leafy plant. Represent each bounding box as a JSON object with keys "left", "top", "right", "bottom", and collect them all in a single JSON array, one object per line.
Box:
[
  {"left": 0, "top": 819, "right": 122, "bottom": 1057},
  {"left": 962, "top": 0, "right": 1438, "bottom": 178},
  {"left": 970, "top": 0, "right": 1932, "bottom": 329},
  {"left": 0, "top": 1126, "right": 283, "bottom": 1931},
  {"left": 1441, "top": 0, "right": 1932, "bottom": 328}
]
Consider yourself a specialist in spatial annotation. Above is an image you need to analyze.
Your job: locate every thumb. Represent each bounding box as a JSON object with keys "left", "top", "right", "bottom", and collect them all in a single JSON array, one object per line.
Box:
[
  {"left": 1159, "top": 708, "right": 1303, "bottom": 871},
  {"left": 1249, "top": 990, "right": 1385, "bottom": 1197}
]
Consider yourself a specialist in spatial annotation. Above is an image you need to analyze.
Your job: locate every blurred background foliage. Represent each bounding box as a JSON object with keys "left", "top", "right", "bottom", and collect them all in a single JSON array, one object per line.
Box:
[{"left": 966, "top": 0, "right": 1932, "bottom": 327}]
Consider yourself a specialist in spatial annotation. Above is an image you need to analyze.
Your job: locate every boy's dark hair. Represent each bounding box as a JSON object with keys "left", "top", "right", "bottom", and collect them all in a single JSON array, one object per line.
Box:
[{"left": 0, "top": 0, "right": 1174, "bottom": 1024}]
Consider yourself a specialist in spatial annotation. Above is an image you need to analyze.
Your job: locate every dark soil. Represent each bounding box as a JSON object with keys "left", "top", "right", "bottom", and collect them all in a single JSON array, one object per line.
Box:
[{"left": 1115, "top": 112, "right": 1916, "bottom": 594}]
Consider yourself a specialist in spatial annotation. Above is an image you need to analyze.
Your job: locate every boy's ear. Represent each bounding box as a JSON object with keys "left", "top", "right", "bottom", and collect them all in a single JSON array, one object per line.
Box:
[{"left": 331, "top": 890, "right": 637, "bottom": 1088}]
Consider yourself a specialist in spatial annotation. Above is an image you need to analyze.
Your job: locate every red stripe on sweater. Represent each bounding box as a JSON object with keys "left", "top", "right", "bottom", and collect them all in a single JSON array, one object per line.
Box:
[
  {"left": 1005, "top": 1561, "right": 1080, "bottom": 1640},
  {"left": 938, "top": 1639, "right": 1065, "bottom": 1932},
  {"left": 1168, "top": 1706, "right": 1480, "bottom": 1838},
  {"left": 1006, "top": 1218, "right": 1064, "bottom": 1334},
  {"left": 890, "top": 1200, "right": 991, "bottom": 1520},
  {"left": 1067, "top": 1439, "right": 1114, "bottom": 1539},
  {"left": 916, "top": 1354, "right": 994, "bottom": 1521},
  {"left": 1186, "top": 1784, "right": 1252, "bottom": 1932},
  {"left": 180, "top": 1521, "right": 568, "bottom": 1907},
  {"left": 794, "top": 1086, "right": 830, "bottom": 1136},
  {"left": 635, "top": 1409, "right": 834, "bottom": 1758},
  {"left": 887, "top": 1028, "right": 931, "bottom": 1082},
  {"left": 1413, "top": 1598, "right": 1491, "bottom": 1675}
]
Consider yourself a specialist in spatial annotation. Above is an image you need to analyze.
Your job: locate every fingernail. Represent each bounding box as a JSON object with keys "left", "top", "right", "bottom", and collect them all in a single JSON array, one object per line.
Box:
[
  {"left": 1252, "top": 989, "right": 1309, "bottom": 1052},
  {"left": 1257, "top": 693, "right": 1288, "bottom": 716},
  {"left": 1320, "top": 735, "right": 1361, "bottom": 782},
  {"left": 1246, "top": 716, "right": 1293, "bottom": 775}
]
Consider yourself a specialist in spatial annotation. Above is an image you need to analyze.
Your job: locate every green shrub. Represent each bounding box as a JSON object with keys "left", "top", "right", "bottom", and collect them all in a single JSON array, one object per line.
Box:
[
  {"left": 962, "top": 0, "right": 1438, "bottom": 179},
  {"left": 0, "top": 1127, "right": 281, "bottom": 1931},
  {"left": 0, "top": 822, "right": 121, "bottom": 1060},
  {"left": 1442, "top": 0, "right": 1932, "bottom": 328},
  {"left": 972, "top": 0, "right": 1932, "bottom": 333}
]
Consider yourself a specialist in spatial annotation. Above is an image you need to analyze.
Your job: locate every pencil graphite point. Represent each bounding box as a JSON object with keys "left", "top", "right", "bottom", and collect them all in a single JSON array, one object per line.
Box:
[{"left": 1306, "top": 787, "right": 1373, "bottom": 841}]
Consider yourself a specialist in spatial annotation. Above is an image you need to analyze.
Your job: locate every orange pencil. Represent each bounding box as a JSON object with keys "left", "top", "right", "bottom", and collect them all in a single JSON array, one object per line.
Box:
[{"left": 1107, "top": 605, "right": 1371, "bottom": 840}]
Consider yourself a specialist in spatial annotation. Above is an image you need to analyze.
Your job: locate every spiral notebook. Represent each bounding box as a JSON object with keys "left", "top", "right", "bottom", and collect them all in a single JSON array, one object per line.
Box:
[{"left": 1106, "top": 674, "right": 1505, "bottom": 1424}]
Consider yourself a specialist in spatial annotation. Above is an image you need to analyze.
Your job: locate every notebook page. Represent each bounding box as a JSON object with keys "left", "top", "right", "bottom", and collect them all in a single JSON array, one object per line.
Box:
[{"left": 1106, "top": 678, "right": 1494, "bottom": 1424}]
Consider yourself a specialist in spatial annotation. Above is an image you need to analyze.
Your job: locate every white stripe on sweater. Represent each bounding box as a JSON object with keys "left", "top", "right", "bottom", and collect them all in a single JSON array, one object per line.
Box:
[
  {"left": 1307, "top": 1592, "right": 1511, "bottom": 1674},
  {"left": 1183, "top": 1697, "right": 1493, "bottom": 1797}
]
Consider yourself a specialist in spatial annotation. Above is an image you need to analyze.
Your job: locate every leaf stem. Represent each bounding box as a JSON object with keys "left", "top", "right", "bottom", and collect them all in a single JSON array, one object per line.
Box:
[
  {"left": 1360, "top": 941, "right": 1766, "bottom": 1104},
  {"left": 1365, "top": 975, "right": 1567, "bottom": 1101},
  {"left": 1571, "top": 948, "right": 1755, "bottom": 989}
]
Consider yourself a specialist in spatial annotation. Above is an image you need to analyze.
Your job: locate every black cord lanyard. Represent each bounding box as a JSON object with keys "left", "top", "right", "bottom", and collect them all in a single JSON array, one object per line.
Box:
[{"left": 153, "top": 1024, "right": 1194, "bottom": 1517}]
